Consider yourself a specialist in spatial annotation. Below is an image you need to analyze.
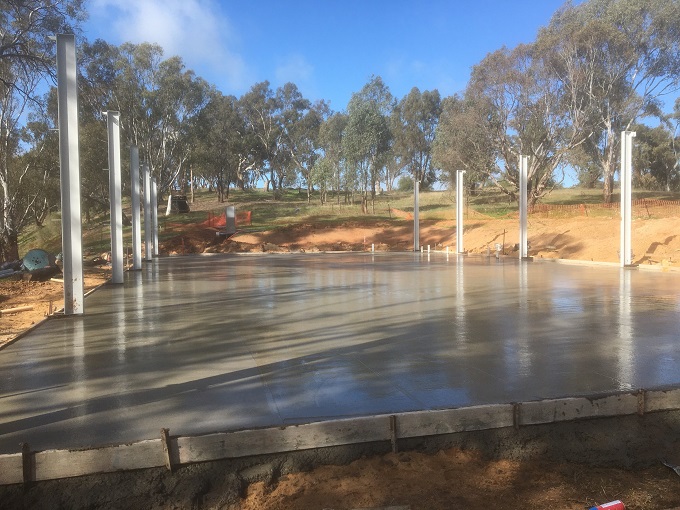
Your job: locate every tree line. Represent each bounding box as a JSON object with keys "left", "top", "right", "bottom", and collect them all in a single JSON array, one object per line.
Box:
[{"left": 1, "top": 0, "right": 680, "bottom": 261}]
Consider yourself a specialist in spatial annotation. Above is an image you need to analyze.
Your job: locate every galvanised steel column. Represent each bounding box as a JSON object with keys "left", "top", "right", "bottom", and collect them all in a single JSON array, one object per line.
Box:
[
  {"left": 413, "top": 179, "right": 420, "bottom": 252},
  {"left": 143, "top": 164, "right": 152, "bottom": 261},
  {"left": 151, "top": 178, "right": 159, "bottom": 256},
  {"left": 519, "top": 155, "right": 529, "bottom": 260},
  {"left": 56, "top": 34, "right": 84, "bottom": 315},
  {"left": 106, "top": 111, "right": 124, "bottom": 284},
  {"left": 456, "top": 170, "right": 466, "bottom": 254},
  {"left": 620, "top": 131, "right": 636, "bottom": 267},
  {"left": 130, "top": 146, "right": 142, "bottom": 270}
]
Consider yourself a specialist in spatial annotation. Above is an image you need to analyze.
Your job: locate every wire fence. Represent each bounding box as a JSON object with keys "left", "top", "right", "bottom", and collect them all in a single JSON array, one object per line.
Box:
[{"left": 526, "top": 199, "right": 680, "bottom": 219}]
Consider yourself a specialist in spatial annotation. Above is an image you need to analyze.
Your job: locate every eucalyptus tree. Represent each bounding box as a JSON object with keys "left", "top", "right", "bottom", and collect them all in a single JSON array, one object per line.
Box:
[
  {"left": 238, "top": 81, "right": 279, "bottom": 191},
  {"left": 342, "top": 76, "right": 393, "bottom": 213},
  {"left": 672, "top": 98, "right": 680, "bottom": 190},
  {"left": 435, "top": 43, "right": 588, "bottom": 204},
  {"left": 630, "top": 123, "right": 678, "bottom": 191},
  {"left": 192, "top": 90, "right": 252, "bottom": 201},
  {"left": 276, "top": 83, "right": 326, "bottom": 201},
  {"left": 70, "top": 40, "right": 119, "bottom": 219},
  {"left": 82, "top": 41, "right": 164, "bottom": 187},
  {"left": 288, "top": 99, "right": 329, "bottom": 202},
  {"left": 432, "top": 94, "right": 497, "bottom": 193},
  {"left": 18, "top": 114, "right": 61, "bottom": 226},
  {"left": 149, "top": 56, "right": 211, "bottom": 194},
  {"left": 310, "top": 156, "right": 334, "bottom": 204},
  {"left": 316, "top": 112, "right": 347, "bottom": 202},
  {"left": 537, "top": 0, "right": 680, "bottom": 203},
  {"left": 391, "top": 87, "right": 441, "bottom": 189},
  {"left": 0, "top": 0, "right": 85, "bottom": 261},
  {"left": 81, "top": 41, "right": 210, "bottom": 198}
]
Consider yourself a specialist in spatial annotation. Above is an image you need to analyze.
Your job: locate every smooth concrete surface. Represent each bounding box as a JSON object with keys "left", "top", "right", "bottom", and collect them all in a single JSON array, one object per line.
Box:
[{"left": 1, "top": 253, "right": 679, "bottom": 454}]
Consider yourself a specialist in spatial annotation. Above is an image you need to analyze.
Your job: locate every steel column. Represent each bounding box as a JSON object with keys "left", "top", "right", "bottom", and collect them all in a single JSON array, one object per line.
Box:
[
  {"left": 456, "top": 170, "right": 466, "bottom": 254},
  {"left": 130, "top": 146, "right": 142, "bottom": 270},
  {"left": 56, "top": 34, "right": 83, "bottom": 315},
  {"left": 106, "top": 112, "right": 123, "bottom": 284},
  {"left": 151, "top": 178, "right": 159, "bottom": 256},
  {"left": 143, "top": 164, "right": 152, "bottom": 261},
  {"left": 519, "top": 155, "right": 529, "bottom": 260},
  {"left": 620, "top": 131, "right": 636, "bottom": 267},
  {"left": 413, "top": 180, "right": 420, "bottom": 252}
]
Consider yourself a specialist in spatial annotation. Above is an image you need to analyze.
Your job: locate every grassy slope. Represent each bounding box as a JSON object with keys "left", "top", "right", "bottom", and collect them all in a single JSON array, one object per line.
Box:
[{"left": 17, "top": 187, "right": 680, "bottom": 257}]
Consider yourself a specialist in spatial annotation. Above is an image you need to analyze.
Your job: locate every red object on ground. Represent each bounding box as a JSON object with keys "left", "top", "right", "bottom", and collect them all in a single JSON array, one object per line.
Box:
[
  {"left": 201, "top": 210, "right": 251, "bottom": 229},
  {"left": 589, "top": 501, "right": 625, "bottom": 510}
]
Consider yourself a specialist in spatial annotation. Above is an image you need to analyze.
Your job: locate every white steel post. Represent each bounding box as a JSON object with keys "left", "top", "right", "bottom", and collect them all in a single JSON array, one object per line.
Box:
[
  {"left": 152, "top": 178, "right": 159, "bottom": 256},
  {"left": 413, "top": 179, "right": 420, "bottom": 252},
  {"left": 143, "top": 164, "right": 152, "bottom": 261},
  {"left": 456, "top": 170, "right": 466, "bottom": 254},
  {"left": 106, "top": 111, "right": 124, "bottom": 284},
  {"left": 56, "top": 34, "right": 84, "bottom": 315},
  {"left": 130, "top": 146, "right": 142, "bottom": 270},
  {"left": 620, "top": 131, "right": 636, "bottom": 267},
  {"left": 519, "top": 155, "right": 529, "bottom": 260}
]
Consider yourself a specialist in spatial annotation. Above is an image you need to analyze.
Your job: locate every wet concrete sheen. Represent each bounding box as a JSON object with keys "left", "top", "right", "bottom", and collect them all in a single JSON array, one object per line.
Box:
[{"left": 1, "top": 253, "right": 679, "bottom": 453}]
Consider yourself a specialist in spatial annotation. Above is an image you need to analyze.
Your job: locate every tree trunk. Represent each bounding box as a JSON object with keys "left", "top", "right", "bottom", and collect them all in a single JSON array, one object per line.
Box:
[
  {"left": 0, "top": 231, "right": 20, "bottom": 262},
  {"left": 603, "top": 173, "right": 615, "bottom": 204}
]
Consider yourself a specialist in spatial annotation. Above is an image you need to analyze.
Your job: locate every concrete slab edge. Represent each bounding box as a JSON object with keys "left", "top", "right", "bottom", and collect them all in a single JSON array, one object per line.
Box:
[{"left": 1, "top": 388, "right": 679, "bottom": 486}]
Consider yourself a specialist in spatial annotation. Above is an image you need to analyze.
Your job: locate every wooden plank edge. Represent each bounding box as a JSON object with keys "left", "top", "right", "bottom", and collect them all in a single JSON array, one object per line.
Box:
[
  {"left": 176, "top": 415, "right": 392, "bottom": 464},
  {"left": 0, "top": 452, "right": 23, "bottom": 485},
  {"left": 33, "top": 439, "right": 165, "bottom": 482},
  {"left": 520, "top": 393, "right": 641, "bottom": 426},
  {"left": 646, "top": 388, "right": 680, "bottom": 412},
  {"left": 396, "top": 404, "right": 515, "bottom": 439},
  {"left": 2, "top": 389, "right": 680, "bottom": 486}
]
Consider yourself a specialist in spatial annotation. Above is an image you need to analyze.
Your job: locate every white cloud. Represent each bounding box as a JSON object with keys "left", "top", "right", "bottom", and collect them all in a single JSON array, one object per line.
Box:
[
  {"left": 275, "top": 54, "right": 314, "bottom": 85},
  {"left": 88, "top": 0, "right": 250, "bottom": 91}
]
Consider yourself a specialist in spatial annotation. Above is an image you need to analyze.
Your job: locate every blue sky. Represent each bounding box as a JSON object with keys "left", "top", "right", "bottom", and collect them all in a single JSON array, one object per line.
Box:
[{"left": 84, "top": 0, "right": 578, "bottom": 111}]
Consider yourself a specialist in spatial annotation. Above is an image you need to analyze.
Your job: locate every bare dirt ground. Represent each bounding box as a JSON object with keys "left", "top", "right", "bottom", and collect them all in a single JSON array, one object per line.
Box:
[
  {"left": 162, "top": 213, "right": 680, "bottom": 269},
  {"left": 237, "top": 448, "right": 680, "bottom": 510},
  {"left": 0, "top": 266, "right": 110, "bottom": 348},
  {"left": 2, "top": 215, "right": 680, "bottom": 509}
]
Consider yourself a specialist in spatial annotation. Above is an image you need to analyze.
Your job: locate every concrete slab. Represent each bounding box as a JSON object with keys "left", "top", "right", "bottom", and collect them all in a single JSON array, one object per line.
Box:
[{"left": 1, "top": 253, "right": 679, "bottom": 454}]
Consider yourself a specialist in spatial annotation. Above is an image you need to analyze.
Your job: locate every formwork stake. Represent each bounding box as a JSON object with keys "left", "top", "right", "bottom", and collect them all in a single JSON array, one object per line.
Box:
[
  {"left": 161, "top": 428, "right": 174, "bottom": 472},
  {"left": 21, "top": 442, "right": 32, "bottom": 486},
  {"left": 513, "top": 403, "right": 522, "bottom": 430},
  {"left": 390, "top": 415, "right": 399, "bottom": 453},
  {"left": 637, "top": 389, "right": 646, "bottom": 417}
]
